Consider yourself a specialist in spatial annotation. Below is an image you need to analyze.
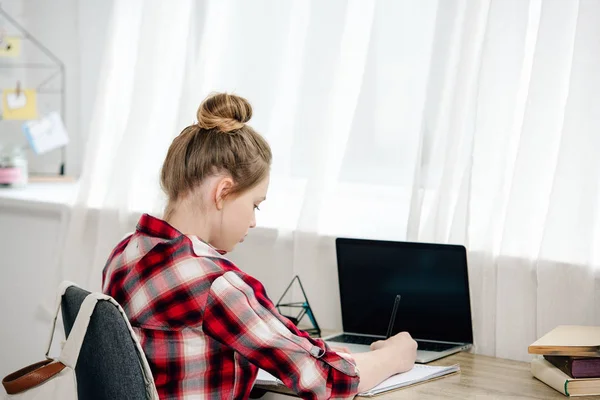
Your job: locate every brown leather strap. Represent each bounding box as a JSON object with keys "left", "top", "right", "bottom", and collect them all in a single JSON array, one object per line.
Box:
[{"left": 2, "top": 359, "right": 67, "bottom": 395}]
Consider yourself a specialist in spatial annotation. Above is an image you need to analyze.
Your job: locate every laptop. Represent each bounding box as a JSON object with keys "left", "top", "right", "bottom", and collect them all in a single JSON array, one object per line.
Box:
[{"left": 325, "top": 238, "right": 473, "bottom": 363}]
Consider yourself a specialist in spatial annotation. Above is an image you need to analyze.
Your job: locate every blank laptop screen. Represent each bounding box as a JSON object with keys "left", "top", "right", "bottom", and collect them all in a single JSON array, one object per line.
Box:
[{"left": 335, "top": 238, "right": 473, "bottom": 344}]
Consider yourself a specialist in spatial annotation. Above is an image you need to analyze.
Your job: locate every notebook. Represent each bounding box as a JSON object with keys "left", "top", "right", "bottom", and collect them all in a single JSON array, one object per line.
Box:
[
  {"left": 529, "top": 326, "right": 600, "bottom": 357},
  {"left": 531, "top": 357, "right": 600, "bottom": 397},
  {"left": 254, "top": 364, "right": 460, "bottom": 397}
]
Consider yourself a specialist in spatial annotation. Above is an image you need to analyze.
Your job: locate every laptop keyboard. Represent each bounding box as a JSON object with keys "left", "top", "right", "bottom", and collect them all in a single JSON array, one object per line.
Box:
[
  {"left": 328, "top": 334, "right": 459, "bottom": 352},
  {"left": 415, "top": 340, "right": 458, "bottom": 352},
  {"left": 329, "top": 334, "right": 379, "bottom": 345}
]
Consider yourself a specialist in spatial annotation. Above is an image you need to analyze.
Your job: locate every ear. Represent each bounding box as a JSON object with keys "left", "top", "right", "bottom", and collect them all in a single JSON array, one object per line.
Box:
[{"left": 214, "top": 176, "right": 234, "bottom": 210}]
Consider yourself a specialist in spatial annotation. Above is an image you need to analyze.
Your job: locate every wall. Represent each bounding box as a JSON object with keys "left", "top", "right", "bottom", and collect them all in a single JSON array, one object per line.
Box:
[
  {"left": 0, "top": 0, "right": 113, "bottom": 176},
  {"left": 0, "top": 0, "right": 113, "bottom": 379},
  {"left": 0, "top": 201, "right": 68, "bottom": 379}
]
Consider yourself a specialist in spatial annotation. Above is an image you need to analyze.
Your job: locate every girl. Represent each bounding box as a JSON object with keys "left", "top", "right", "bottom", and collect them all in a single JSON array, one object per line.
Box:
[{"left": 102, "top": 93, "right": 417, "bottom": 399}]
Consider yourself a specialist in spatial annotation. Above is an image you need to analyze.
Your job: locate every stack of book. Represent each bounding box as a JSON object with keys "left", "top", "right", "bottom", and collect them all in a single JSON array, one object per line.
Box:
[{"left": 529, "top": 326, "right": 600, "bottom": 397}]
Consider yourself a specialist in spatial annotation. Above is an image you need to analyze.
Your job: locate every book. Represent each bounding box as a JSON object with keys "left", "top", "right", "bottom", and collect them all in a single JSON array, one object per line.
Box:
[
  {"left": 529, "top": 326, "right": 600, "bottom": 357},
  {"left": 254, "top": 364, "right": 460, "bottom": 397},
  {"left": 545, "top": 356, "right": 600, "bottom": 379},
  {"left": 532, "top": 357, "right": 600, "bottom": 397}
]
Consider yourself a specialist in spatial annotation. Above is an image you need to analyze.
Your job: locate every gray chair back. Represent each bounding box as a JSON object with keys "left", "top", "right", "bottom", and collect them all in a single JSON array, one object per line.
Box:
[{"left": 61, "top": 286, "right": 148, "bottom": 400}]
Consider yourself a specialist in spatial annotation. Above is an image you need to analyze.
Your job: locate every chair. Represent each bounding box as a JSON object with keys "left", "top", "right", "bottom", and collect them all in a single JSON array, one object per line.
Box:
[{"left": 61, "top": 286, "right": 148, "bottom": 400}]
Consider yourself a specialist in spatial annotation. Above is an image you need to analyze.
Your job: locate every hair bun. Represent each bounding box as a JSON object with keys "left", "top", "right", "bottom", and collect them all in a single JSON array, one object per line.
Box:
[{"left": 197, "top": 92, "right": 252, "bottom": 133}]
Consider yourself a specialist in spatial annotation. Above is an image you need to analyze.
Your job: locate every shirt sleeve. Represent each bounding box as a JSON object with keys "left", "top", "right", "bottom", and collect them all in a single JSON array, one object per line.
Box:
[{"left": 202, "top": 271, "right": 360, "bottom": 400}]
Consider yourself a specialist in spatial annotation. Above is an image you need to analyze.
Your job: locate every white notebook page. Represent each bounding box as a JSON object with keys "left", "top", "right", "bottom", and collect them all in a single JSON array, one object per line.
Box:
[
  {"left": 254, "top": 364, "right": 460, "bottom": 396},
  {"left": 360, "top": 364, "right": 460, "bottom": 396}
]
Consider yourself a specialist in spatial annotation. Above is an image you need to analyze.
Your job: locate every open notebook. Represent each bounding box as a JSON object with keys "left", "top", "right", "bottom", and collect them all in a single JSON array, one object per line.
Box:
[{"left": 255, "top": 364, "right": 460, "bottom": 397}]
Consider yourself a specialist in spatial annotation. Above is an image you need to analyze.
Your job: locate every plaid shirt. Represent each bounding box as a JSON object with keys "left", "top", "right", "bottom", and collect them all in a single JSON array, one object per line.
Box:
[{"left": 102, "top": 214, "right": 359, "bottom": 400}]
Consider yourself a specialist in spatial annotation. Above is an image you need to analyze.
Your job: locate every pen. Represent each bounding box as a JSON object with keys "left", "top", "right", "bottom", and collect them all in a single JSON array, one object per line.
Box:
[{"left": 385, "top": 295, "right": 401, "bottom": 339}]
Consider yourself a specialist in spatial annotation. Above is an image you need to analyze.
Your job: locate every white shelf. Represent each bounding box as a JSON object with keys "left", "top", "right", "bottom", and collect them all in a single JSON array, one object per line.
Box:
[{"left": 0, "top": 181, "right": 78, "bottom": 212}]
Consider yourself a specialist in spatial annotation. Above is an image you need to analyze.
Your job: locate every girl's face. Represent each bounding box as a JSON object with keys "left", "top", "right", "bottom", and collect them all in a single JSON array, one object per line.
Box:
[{"left": 213, "top": 174, "right": 269, "bottom": 252}]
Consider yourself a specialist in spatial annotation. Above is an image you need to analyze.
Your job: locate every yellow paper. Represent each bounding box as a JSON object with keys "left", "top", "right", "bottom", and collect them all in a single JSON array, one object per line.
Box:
[
  {"left": 0, "top": 37, "right": 21, "bottom": 57},
  {"left": 2, "top": 89, "right": 38, "bottom": 120}
]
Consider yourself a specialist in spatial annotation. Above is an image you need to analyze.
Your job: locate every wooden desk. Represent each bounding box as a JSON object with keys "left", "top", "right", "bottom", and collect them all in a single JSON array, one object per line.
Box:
[{"left": 256, "top": 352, "right": 600, "bottom": 399}]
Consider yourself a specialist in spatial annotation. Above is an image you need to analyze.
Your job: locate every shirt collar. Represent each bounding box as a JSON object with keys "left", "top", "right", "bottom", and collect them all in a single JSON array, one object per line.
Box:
[
  {"left": 136, "top": 214, "right": 228, "bottom": 258},
  {"left": 189, "top": 236, "right": 228, "bottom": 258}
]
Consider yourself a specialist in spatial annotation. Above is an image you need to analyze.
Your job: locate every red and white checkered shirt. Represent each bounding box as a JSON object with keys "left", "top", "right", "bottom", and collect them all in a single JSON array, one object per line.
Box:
[{"left": 102, "top": 214, "right": 360, "bottom": 399}]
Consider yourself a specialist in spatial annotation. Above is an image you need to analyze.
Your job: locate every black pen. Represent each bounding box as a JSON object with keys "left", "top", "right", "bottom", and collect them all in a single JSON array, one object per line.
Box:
[{"left": 386, "top": 295, "right": 401, "bottom": 339}]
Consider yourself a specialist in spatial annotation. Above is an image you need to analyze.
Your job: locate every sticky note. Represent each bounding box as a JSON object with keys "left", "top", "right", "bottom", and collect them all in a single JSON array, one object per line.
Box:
[
  {"left": 6, "top": 92, "right": 26, "bottom": 109},
  {"left": 0, "top": 36, "right": 21, "bottom": 58},
  {"left": 23, "top": 112, "right": 69, "bottom": 154},
  {"left": 2, "top": 89, "right": 38, "bottom": 120}
]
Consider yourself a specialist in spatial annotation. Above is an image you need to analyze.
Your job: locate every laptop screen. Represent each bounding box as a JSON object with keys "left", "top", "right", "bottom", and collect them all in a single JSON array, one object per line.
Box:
[{"left": 335, "top": 238, "right": 473, "bottom": 344}]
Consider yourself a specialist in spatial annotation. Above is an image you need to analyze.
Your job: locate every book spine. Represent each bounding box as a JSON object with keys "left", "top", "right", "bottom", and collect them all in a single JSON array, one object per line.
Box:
[
  {"left": 572, "top": 358, "right": 600, "bottom": 379},
  {"left": 544, "top": 356, "right": 574, "bottom": 378},
  {"left": 545, "top": 356, "right": 600, "bottom": 379},
  {"left": 531, "top": 358, "right": 568, "bottom": 396}
]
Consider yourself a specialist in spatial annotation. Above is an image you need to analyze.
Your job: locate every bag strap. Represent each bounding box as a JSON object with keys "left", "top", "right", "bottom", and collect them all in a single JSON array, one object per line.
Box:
[
  {"left": 44, "top": 280, "right": 78, "bottom": 358},
  {"left": 49, "top": 281, "right": 159, "bottom": 398},
  {"left": 2, "top": 359, "right": 66, "bottom": 395},
  {"left": 3, "top": 281, "right": 75, "bottom": 395},
  {"left": 58, "top": 292, "right": 107, "bottom": 368}
]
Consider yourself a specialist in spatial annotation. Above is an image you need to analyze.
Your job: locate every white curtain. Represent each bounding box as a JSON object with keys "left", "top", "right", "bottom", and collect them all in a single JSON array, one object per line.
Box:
[
  {"left": 60, "top": 0, "right": 600, "bottom": 361},
  {"left": 407, "top": 0, "right": 600, "bottom": 360},
  {"left": 60, "top": 0, "right": 195, "bottom": 287}
]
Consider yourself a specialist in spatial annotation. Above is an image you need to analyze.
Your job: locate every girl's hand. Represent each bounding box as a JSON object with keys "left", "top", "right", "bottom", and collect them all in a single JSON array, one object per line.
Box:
[{"left": 370, "top": 331, "right": 417, "bottom": 373}]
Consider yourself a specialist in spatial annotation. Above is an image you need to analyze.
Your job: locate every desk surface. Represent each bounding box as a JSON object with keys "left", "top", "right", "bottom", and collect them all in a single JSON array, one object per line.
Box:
[
  {"left": 381, "top": 352, "right": 588, "bottom": 399},
  {"left": 257, "top": 352, "right": 600, "bottom": 399}
]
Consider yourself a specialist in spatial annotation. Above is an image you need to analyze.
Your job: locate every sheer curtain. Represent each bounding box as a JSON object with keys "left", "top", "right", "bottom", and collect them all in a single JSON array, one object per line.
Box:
[
  {"left": 60, "top": 0, "right": 600, "bottom": 361},
  {"left": 408, "top": 0, "right": 600, "bottom": 360},
  {"left": 60, "top": 0, "right": 195, "bottom": 288}
]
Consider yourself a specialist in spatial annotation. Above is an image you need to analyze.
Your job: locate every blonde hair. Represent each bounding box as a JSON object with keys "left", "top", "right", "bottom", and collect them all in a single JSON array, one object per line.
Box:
[{"left": 161, "top": 93, "right": 272, "bottom": 218}]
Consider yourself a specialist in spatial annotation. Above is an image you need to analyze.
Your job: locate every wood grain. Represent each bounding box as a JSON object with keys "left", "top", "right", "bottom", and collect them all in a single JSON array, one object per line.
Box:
[{"left": 256, "top": 352, "right": 600, "bottom": 399}]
